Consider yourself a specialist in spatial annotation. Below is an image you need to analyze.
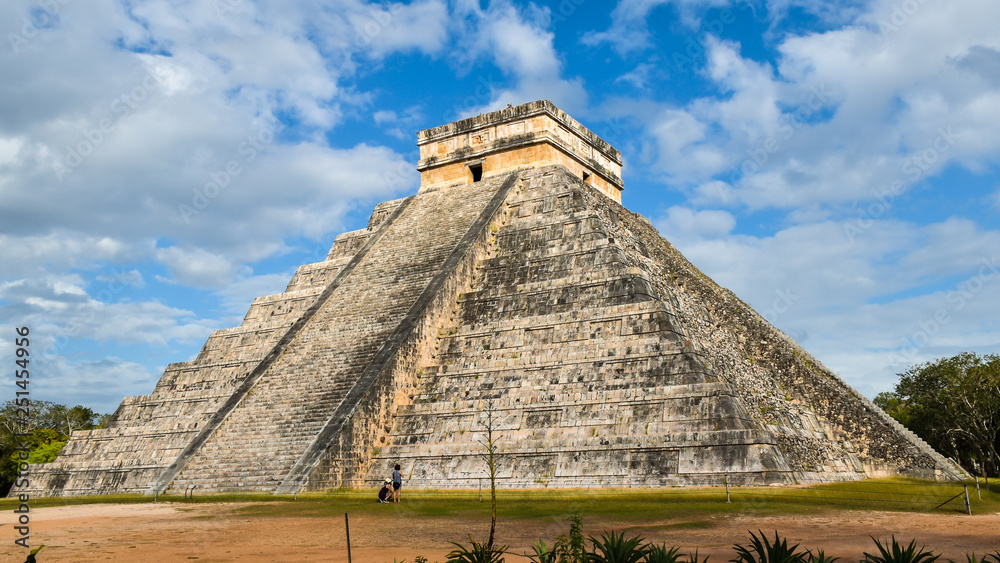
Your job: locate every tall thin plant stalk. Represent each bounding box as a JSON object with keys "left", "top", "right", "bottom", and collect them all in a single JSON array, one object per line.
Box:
[{"left": 480, "top": 399, "right": 500, "bottom": 551}]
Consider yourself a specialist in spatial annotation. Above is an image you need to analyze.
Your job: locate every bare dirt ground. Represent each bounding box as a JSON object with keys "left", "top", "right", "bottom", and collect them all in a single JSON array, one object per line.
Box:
[{"left": 2, "top": 501, "right": 998, "bottom": 562}]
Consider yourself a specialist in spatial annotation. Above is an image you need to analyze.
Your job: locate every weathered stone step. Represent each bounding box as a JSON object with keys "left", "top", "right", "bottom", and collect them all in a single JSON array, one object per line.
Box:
[{"left": 170, "top": 175, "right": 512, "bottom": 493}]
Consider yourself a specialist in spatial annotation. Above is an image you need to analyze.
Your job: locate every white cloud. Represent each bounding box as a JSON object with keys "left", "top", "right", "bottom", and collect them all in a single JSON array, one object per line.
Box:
[
  {"left": 0, "top": 0, "right": 424, "bottom": 286},
  {"left": 670, "top": 217, "right": 1000, "bottom": 396},
  {"left": 0, "top": 275, "right": 213, "bottom": 348},
  {"left": 614, "top": 0, "right": 1000, "bottom": 213},
  {"left": 347, "top": 0, "right": 450, "bottom": 59},
  {"left": 373, "top": 105, "right": 425, "bottom": 140},
  {"left": 3, "top": 0, "right": 997, "bottom": 419},
  {"left": 0, "top": 0, "right": 441, "bottom": 413},
  {"left": 215, "top": 271, "right": 296, "bottom": 322},
  {"left": 373, "top": 110, "right": 397, "bottom": 125},
  {"left": 614, "top": 63, "right": 657, "bottom": 89},
  {"left": 582, "top": 0, "right": 734, "bottom": 54},
  {"left": 0, "top": 234, "right": 153, "bottom": 280},
  {"left": 450, "top": 0, "right": 588, "bottom": 117},
  {"left": 155, "top": 247, "right": 239, "bottom": 288},
  {"left": 653, "top": 206, "right": 736, "bottom": 240},
  {"left": 95, "top": 269, "right": 145, "bottom": 288},
  {"left": 0, "top": 136, "right": 23, "bottom": 166},
  {"left": 691, "top": 180, "right": 737, "bottom": 206},
  {"left": 32, "top": 354, "right": 158, "bottom": 414},
  {"left": 585, "top": 0, "right": 869, "bottom": 57}
]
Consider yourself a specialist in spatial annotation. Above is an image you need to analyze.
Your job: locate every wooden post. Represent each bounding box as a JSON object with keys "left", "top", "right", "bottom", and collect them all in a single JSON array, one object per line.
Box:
[
  {"left": 976, "top": 476, "right": 981, "bottom": 500},
  {"left": 479, "top": 477, "right": 482, "bottom": 502},
  {"left": 345, "top": 513, "right": 352, "bottom": 563},
  {"left": 964, "top": 486, "right": 972, "bottom": 515},
  {"left": 725, "top": 476, "right": 731, "bottom": 503}
]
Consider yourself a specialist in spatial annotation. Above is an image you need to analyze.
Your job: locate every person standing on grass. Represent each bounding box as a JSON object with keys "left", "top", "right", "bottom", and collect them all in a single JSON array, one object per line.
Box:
[{"left": 392, "top": 463, "right": 403, "bottom": 503}]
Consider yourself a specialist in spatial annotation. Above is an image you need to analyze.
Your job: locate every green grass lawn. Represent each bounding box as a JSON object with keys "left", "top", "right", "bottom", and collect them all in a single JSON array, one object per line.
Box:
[{"left": 3, "top": 478, "right": 997, "bottom": 520}]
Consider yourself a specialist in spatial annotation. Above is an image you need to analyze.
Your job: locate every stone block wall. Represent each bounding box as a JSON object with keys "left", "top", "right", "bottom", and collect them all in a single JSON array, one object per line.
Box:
[
  {"left": 166, "top": 174, "right": 515, "bottom": 493},
  {"left": 13, "top": 198, "right": 401, "bottom": 496},
  {"left": 366, "top": 167, "right": 804, "bottom": 488},
  {"left": 580, "top": 180, "right": 965, "bottom": 481},
  {"left": 417, "top": 100, "right": 623, "bottom": 202},
  {"left": 18, "top": 159, "right": 962, "bottom": 498},
  {"left": 302, "top": 175, "right": 520, "bottom": 490}
]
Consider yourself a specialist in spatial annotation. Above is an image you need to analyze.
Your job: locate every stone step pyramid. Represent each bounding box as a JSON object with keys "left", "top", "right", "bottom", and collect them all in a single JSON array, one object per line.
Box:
[{"left": 18, "top": 100, "right": 963, "bottom": 497}]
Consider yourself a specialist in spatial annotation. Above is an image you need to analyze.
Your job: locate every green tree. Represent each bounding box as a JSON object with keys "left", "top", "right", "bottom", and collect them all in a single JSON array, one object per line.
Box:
[
  {"left": 875, "top": 353, "right": 1000, "bottom": 477},
  {"left": 0, "top": 400, "right": 108, "bottom": 494}
]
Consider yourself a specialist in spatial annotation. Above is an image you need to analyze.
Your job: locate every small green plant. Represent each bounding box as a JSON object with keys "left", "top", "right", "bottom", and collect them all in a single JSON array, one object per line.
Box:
[
  {"left": 528, "top": 539, "right": 556, "bottom": 563},
  {"left": 552, "top": 512, "right": 587, "bottom": 563},
  {"left": 732, "top": 530, "right": 808, "bottom": 563},
  {"left": 414, "top": 557, "right": 429, "bottom": 563},
  {"left": 446, "top": 539, "right": 507, "bottom": 563},
  {"left": 863, "top": 536, "right": 939, "bottom": 563},
  {"left": 588, "top": 530, "right": 649, "bottom": 563},
  {"left": 643, "top": 544, "right": 683, "bottom": 563}
]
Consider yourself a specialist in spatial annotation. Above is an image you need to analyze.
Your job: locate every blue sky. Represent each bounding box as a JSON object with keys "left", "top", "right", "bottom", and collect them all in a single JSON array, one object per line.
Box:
[{"left": 1, "top": 0, "right": 998, "bottom": 413}]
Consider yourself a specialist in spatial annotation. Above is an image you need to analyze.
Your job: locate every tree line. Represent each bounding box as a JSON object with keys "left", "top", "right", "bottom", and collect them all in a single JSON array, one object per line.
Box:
[
  {"left": 0, "top": 400, "right": 109, "bottom": 495},
  {"left": 875, "top": 352, "right": 1000, "bottom": 478}
]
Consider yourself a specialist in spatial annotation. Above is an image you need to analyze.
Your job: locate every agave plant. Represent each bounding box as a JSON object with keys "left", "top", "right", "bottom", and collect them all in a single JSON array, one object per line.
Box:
[
  {"left": 731, "top": 530, "right": 809, "bottom": 563},
  {"left": 862, "top": 536, "right": 939, "bottom": 563},
  {"left": 965, "top": 552, "right": 1000, "bottom": 563},
  {"left": 644, "top": 544, "right": 683, "bottom": 563},
  {"left": 446, "top": 538, "right": 508, "bottom": 563},
  {"left": 807, "top": 550, "right": 839, "bottom": 563},
  {"left": 528, "top": 539, "right": 557, "bottom": 563},
  {"left": 588, "top": 530, "right": 649, "bottom": 563}
]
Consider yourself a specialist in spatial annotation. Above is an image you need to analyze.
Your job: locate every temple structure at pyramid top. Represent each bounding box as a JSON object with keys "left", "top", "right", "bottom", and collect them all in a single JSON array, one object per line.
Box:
[
  {"left": 16, "top": 101, "right": 964, "bottom": 498},
  {"left": 416, "top": 100, "right": 624, "bottom": 201}
]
